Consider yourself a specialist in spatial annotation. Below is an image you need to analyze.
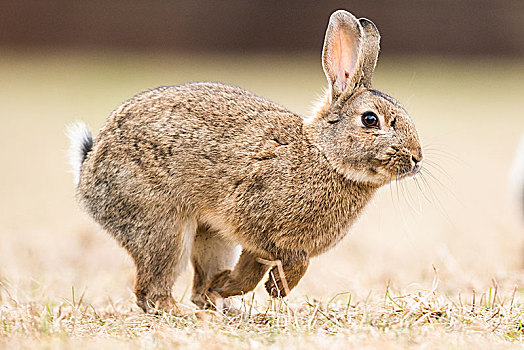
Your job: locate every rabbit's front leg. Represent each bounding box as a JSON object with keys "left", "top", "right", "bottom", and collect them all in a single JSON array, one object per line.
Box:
[
  {"left": 204, "top": 250, "right": 268, "bottom": 307},
  {"left": 206, "top": 248, "right": 309, "bottom": 307},
  {"left": 264, "top": 251, "right": 309, "bottom": 298}
]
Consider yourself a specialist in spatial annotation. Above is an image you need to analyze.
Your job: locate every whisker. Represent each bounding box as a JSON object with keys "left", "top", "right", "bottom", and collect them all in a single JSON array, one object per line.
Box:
[
  {"left": 409, "top": 178, "right": 422, "bottom": 212},
  {"left": 388, "top": 173, "right": 396, "bottom": 208},
  {"left": 413, "top": 175, "right": 432, "bottom": 203},
  {"left": 423, "top": 167, "right": 463, "bottom": 207},
  {"left": 411, "top": 176, "right": 424, "bottom": 211},
  {"left": 400, "top": 175, "right": 421, "bottom": 215},
  {"left": 423, "top": 160, "right": 453, "bottom": 182},
  {"left": 423, "top": 146, "right": 462, "bottom": 164},
  {"left": 424, "top": 158, "right": 451, "bottom": 174},
  {"left": 394, "top": 170, "right": 412, "bottom": 232},
  {"left": 418, "top": 170, "right": 454, "bottom": 223},
  {"left": 421, "top": 167, "right": 449, "bottom": 191},
  {"left": 395, "top": 169, "right": 401, "bottom": 204},
  {"left": 418, "top": 171, "right": 439, "bottom": 205}
]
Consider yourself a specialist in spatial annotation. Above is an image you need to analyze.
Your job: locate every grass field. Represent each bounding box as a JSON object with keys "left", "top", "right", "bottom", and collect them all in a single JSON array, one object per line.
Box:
[{"left": 1, "top": 49, "right": 524, "bottom": 348}]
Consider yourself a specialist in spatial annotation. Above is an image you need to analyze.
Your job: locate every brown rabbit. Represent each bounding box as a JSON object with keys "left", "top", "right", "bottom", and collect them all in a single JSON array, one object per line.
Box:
[{"left": 67, "top": 10, "right": 423, "bottom": 313}]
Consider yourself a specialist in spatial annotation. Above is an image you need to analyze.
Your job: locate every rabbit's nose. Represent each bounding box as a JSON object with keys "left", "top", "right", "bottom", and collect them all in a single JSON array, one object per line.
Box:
[{"left": 411, "top": 154, "right": 422, "bottom": 173}]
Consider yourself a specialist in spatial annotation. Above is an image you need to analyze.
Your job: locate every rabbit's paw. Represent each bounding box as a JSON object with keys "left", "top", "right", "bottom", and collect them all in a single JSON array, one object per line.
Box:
[
  {"left": 197, "top": 269, "right": 234, "bottom": 310},
  {"left": 203, "top": 290, "right": 231, "bottom": 311},
  {"left": 265, "top": 274, "right": 288, "bottom": 298},
  {"left": 137, "top": 294, "right": 192, "bottom": 316}
]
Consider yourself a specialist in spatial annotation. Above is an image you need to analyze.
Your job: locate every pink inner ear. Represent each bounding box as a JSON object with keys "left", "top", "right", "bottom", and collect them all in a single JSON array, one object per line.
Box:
[{"left": 332, "top": 28, "right": 357, "bottom": 91}]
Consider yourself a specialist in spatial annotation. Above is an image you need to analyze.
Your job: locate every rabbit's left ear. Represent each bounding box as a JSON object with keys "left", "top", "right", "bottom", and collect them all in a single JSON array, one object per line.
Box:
[
  {"left": 358, "top": 18, "right": 381, "bottom": 89},
  {"left": 322, "top": 10, "right": 364, "bottom": 99}
]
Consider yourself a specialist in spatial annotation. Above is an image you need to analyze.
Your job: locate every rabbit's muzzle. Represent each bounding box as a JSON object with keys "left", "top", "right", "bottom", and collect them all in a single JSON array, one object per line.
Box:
[{"left": 381, "top": 146, "right": 423, "bottom": 180}]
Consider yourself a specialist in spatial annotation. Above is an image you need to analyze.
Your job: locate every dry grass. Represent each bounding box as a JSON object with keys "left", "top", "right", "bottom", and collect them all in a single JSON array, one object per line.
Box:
[
  {"left": 1, "top": 49, "right": 524, "bottom": 348},
  {"left": 3, "top": 277, "right": 524, "bottom": 349}
]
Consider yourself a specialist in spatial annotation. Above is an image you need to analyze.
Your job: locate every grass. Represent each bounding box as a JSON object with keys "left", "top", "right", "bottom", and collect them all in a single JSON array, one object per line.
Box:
[
  {"left": 3, "top": 279, "right": 524, "bottom": 349},
  {"left": 0, "top": 48, "right": 524, "bottom": 348}
]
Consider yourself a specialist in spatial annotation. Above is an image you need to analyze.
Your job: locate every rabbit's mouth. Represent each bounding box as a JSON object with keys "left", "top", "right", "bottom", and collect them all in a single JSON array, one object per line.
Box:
[
  {"left": 378, "top": 146, "right": 423, "bottom": 182},
  {"left": 342, "top": 162, "right": 420, "bottom": 186},
  {"left": 372, "top": 159, "right": 421, "bottom": 184},
  {"left": 387, "top": 160, "right": 422, "bottom": 181},
  {"left": 397, "top": 168, "right": 420, "bottom": 180}
]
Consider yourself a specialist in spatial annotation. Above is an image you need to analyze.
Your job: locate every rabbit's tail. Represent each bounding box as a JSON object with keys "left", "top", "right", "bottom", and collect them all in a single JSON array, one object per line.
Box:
[{"left": 66, "top": 121, "right": 93, "bottom": 185}]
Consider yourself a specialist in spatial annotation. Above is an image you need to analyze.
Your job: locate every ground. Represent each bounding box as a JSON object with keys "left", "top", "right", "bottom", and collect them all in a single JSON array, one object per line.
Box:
[{"left": 0, "top": 50, "right": 523, "bottom": 348}]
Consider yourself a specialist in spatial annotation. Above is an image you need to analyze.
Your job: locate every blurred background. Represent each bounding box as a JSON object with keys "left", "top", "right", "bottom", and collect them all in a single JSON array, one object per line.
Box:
[
  {"left": 1, "top": 1, "right": 523, "bottom": 306},
  {"left": 2, "top": 0, "right": 524, "bottom": 55}
]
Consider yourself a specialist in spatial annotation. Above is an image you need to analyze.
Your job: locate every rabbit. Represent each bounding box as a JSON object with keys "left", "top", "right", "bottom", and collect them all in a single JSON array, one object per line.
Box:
[{"left": 67, "top": 10, "right": 423, "bottom": 313}]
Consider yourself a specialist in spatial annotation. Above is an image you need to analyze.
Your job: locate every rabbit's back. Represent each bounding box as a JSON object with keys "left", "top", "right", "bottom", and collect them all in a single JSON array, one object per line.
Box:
[{"left": 81, "top": 82, "right": 302, "bottom": 199}]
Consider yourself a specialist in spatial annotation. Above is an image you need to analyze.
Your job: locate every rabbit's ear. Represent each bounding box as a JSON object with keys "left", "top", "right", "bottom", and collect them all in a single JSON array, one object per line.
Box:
[
  {"left": 358, "top": 18, "right": 380, "bottom": 89},
  {"left": 322, "top": 10, "right": 364, "bottom": 99}
]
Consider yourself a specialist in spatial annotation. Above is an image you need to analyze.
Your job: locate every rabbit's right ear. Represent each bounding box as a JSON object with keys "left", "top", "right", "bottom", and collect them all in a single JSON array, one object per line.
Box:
[{"left": 322, "top": 10, "right": 364, "bottom": 100}]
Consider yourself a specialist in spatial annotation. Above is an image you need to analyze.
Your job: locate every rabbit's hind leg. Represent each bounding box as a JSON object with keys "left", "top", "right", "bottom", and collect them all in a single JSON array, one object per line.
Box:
[
  {"left": 130, "top": 217, "right": 196, "bottom": 314},
  {"left": 190, "top": 224, "right": 241, "bottom": 308}
]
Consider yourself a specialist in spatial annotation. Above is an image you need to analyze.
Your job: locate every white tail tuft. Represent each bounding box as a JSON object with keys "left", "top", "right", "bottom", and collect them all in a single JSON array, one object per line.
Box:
[{"left": 66, "top": 121, "right": 93, "bottom": 185}]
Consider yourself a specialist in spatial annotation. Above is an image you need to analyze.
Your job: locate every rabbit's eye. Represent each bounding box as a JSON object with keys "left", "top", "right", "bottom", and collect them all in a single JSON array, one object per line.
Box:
[{"left": 361, "top": 112, "right": 379, "bottom": 128}]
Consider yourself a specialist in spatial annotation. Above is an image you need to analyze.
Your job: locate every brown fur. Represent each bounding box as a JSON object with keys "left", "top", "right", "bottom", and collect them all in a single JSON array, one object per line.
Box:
[{"left": 70, "top": 10, "right": 422, "bottom": 313}]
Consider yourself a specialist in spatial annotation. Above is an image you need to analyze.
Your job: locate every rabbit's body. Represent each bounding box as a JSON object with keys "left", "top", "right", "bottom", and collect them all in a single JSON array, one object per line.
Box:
[
  {"left": 69, "top": 10, "right": 423, "bottom": 312},
  {"left": 80, "top": 82, "right": 374, "bottom": 259},
  {"left": 77, "top": 82, "right": 377, "bottom": 309}
]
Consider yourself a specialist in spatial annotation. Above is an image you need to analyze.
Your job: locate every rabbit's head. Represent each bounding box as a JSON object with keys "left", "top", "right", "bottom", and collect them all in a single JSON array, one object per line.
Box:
[{"left": 308, "top": 10, "right": 423, "bottom": 186}]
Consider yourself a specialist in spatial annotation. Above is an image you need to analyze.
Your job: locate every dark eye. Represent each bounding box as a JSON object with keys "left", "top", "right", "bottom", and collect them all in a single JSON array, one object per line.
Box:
[{"left": 361, "top": 112, "right": 379, "bottom": 128}]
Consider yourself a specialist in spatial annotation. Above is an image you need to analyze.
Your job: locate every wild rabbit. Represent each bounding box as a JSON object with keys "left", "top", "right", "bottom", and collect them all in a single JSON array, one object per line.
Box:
[{"left": 68, "top": 10, "right": 423, "bottom": 313}]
